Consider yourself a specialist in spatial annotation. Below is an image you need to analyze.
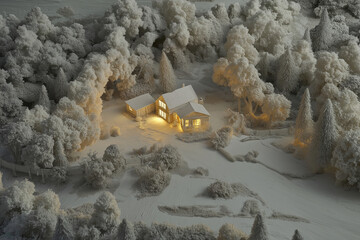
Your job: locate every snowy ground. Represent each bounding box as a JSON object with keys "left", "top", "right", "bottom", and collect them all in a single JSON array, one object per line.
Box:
[{"left": 2, "top": 62, "right": 360, "bottom": 240}]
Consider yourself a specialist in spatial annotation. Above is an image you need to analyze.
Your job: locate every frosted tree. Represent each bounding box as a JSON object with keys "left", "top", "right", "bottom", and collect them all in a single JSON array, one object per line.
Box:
[
  {"left": 211, "top": 3, "right": 230, "bottom": 26},
  {"left": 0, "top": 179, "right": 35, "bottom": 224},
  {"left": 117, "top": 219, "right": 136, "bottom": 240},
  {"left": 310, "top": 9, "right": 333, "bottom": 52},
  {"left": 294, "top": 89, "right": 313, "bottom": 146},
  {"left": 293, "top": 39, "right": 316, "bottom": 86},
  {"left": 0, "top": 70, "right": 23, "bottom": 126},
  {"left": 303, "top": 28, "right": 311, "bottom": 44},
  {"left": 339, "top": 40, "right": 360, "bottom": 74},
  {"left": 0, "top": 121, "right": 33, "bottom": 162},
  {"left": 159, "top": 51, "right": 176, "bottom": 92},
  {"left": 248, "top": 214, "right": 269, "bottom": 240},
  {"left": 332, "top": 130, "right": 360, "bottom": 190},
  {"left": 53, "top": 215, "right": 74, "bottom": 240},
  {"left": 256, "top": 52, "right": 271, "bottom": 82},
  {"left": 83, "top": 152, "right": 115, "bottom": 189},
  {"left": 53, "top": 68, "right": 69, "bottom": 102},
  {"left": 311, "top": 51, "right": 349, "bottom": 97},
  {"left": 276, "top": 47, "right": 299, "bottom": 93},
  {"left": 91, "top": 191, "right": 121, "bottom": 234},
  {"left": 310, "top": 99, "right": 338, "bottom": 170},
  {"left": 53, "top": 140, "right": 68, "bottom": 167},
  {"left": 292, "top": 229, "right": 304, "bottom": 240},
  {"left": 103, "top": 144, "right": 126, "bottom": 172},
  {"left": 21, "top": 133, "right": 55, "bottom": 169},
  {"left": 37, "top": 85, "right": 51, "bottom": 113},
  {"left": 261, "top": 93, "right": 291, "bottom": 127}
]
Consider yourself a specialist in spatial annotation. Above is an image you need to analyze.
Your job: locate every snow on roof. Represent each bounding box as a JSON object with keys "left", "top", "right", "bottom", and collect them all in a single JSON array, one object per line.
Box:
[
  {"left": 175, "top": 102, "right": 210, "bottom": 118},
  {"left": 162, "top": 85, "right": 198, "bottom": 110},
  {"left": 125, "top": 93, "right": 155, "bottom": 110}
]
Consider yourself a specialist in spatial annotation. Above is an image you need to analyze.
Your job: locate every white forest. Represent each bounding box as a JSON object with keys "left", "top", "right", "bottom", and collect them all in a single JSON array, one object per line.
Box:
[{"left": 0, "top": 0, "right": 360, "bottom": 239}]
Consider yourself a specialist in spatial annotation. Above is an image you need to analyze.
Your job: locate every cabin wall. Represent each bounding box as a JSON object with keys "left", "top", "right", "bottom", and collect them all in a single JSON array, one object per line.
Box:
[
  {"left": 126, "top": 104, "right": 136, "bottom": 117},
  {"left": 156, "top": 96, "right": 171, "bottom": 122},
  {"left": 127, "top": 103, "right": 155, "bottom": 118},
  {"left": 181, "top": 115, "right": 210, "bottom": 132}
]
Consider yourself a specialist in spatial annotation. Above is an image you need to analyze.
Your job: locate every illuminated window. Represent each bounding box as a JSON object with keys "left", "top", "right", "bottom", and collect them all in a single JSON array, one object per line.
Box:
[
  {"left": 159, "top": 109, "right": 166, "bottom": 120},
  {"left": 158, "top": 100, "right": 166, "bottom": 109},
  {"left": 185, "top": 120, "right": 189, "bottom": 127},
  {"left": 193, "top": 119, "right": 201, "bottom": 127},
  {"left": 128, "top": 105, "right": 133, "bottom": 111}
]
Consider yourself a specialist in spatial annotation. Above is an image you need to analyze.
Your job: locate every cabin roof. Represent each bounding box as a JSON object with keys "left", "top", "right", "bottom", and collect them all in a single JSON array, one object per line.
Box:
[
  {"left": 125, "top": 93, "right": 155, "bottom": 110},
  {"left": 175, "top": 102, "right": 210, "bottom": 118},
  {"left": 162, "top": 85, "right": 198, "bottom": 110}
]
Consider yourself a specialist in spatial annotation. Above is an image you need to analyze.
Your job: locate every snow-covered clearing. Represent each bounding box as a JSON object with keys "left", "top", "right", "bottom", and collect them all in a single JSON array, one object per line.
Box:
[{"left": 1, "top": 62, "right": 360, "bottom": 240}]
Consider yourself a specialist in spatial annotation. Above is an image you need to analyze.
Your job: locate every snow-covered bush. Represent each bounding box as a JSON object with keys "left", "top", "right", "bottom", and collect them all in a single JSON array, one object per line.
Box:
[
  {"left": 91, "top": 191, "right": 121, "bottom": 234},
  {"left": 207, "top": 180, "right": 235, "bottom": 199},
  {"left": 49, "top": 167, "right": 68, "bottom": 184},
  {"left": 83, "top": 152, "right": 115, "bottom": 189},
  {"left": 332, "top": 130, "right": 360, "bottom": 190},
  {"left": 136, "top": 167, "right": 171, "bottom": 196},
  {"left": 103, "top": 144, "right": 126, "bottom": 172},
  {"left": 211, "top": 126, "right": 233, "bottom": 150},
  {"left": 240, "top": 200, "right": 261, "bottom": 217},
  {"left": 149, "top": 145, "right": 182, "bottom": 171},
  {"left": 217, "top": 223, "right": 247, "bottom": 240}
]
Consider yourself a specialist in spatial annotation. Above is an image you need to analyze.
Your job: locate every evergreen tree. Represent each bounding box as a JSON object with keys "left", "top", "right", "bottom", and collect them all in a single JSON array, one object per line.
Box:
[
  {"left": 53, "top": 215, "right": 74, "bottom": 240},
  {"left": 294, "top": 88, "right": 313, "bottom": 145},
  {"left": 257, "top": 52, "right": 270, "bottom": 82},
  {"left": 303, "top": 28, "right": 311, "bottom": 45},
  {"left": 55, "top": 68, "right": 69, "bottom": 102},
  {"left": 159, "top": 51, "right": 176, "bottom": 93},
  {"left": 117, "top": 219, "right": 136, "bottom": 240},
  {"left": 276, "top": 48, "right": 299, "bottom": 93},
  {"left": 248, "top": 214, "right": 269, "bottom": 240},
  {"left": 37, "top": 85, "right": 51, "bottom": 113},
  {"left": 292, "top": 229, "right": 304, "bottom": 240},
  {"left": 311, "top": 99, "right": 338, "bottom": 169},
  {"left": 53, "top": 140, "right": 68, "bottom": 167},
  {"left": 310, "top": 9, "right": 333, "bottom": 52}
]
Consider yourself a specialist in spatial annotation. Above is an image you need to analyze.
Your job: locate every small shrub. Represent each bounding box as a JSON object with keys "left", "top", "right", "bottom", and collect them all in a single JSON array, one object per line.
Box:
[
  {"left": 136, "top": 167, "right": 171, "bottom": 196},
  {"left": 211, "top": 126, "right": 233, "bottom": 150},
  {"left": 207, "top": 181, "right": 235, "bottom": 199},
  {"left": 49, "top": 167, "right": 68, "bottom": 184},
  {"left": 103, "top": 144, "right": 126, "bottom": 172},
  {"left": 83, "top": 152, "right": 114, "bottom": 189},
  {"left": 150, "top": 145, "right": 182, "bottom": 171}
]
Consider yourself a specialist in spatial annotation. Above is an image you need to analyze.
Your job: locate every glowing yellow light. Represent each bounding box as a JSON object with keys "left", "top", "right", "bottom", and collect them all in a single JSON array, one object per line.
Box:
[
  {"left": 158, "top": 100, "right": 166, "bottom": 109},
  {"left": 193, "top": 119, "right": 201, "bottom": 127},
  {"left": 185, "top": 120, "right": 189, "bottom": 127},
  {"left": 159, "top": 109, "right": 166, "bottom": 120}
]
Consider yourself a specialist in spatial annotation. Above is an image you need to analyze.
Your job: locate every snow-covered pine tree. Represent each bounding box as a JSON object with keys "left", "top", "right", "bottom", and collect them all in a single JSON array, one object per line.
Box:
[
  {"left": 294, "top": 88, "right": 313, "bottom": 146},
  {"left": 159, "top": 51, "right": 176, "bottom": 93},
  {"left": 303, "top": 28, "right": 311, "bottom": 45},
  {"left": 37, "top": 85, "right": 51, "bottom": 113},
  {"left": 117, "top": 219, "right": 136, "bottom": 240},
  {"left": 311, "top": 99, "right": 338, "bottom": 169},
  {"left": 53, "top": 215, "right": 74, "bottom": 240},
  {"left": 257, "top": 52, "right": 270, "bottom": 82},
  {"left": 248, "top": 214, "right": 269, "bottom": 240},
  {"left": 292, "top": 229, "right": 304, "bottom": 240},
  {"left": 55, "top": 68, "right": 69, "bottom": 102},
  {"left": 276, "top": 47, "right": 299, "bottom": 93},
  {"left": 53, "top": 140, "right": 68, "bottom": 167},
  {"left": 310, "top": 9, "right": 333, "bottom": 52}
]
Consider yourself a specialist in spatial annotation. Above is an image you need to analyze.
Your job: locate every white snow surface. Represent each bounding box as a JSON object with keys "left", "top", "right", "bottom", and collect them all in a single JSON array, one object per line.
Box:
[{"left": 1, "top": 62, "right": 360, "bottom": 240}]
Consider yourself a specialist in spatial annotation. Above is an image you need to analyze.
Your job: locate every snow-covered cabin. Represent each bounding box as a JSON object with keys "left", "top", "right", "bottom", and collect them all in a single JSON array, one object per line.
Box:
[
  {"left": 156, "top": 85, "right": 210, "bottom": 132},
  {"left": 125, "top": 93, "right": 155, "bottom": 117}
]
